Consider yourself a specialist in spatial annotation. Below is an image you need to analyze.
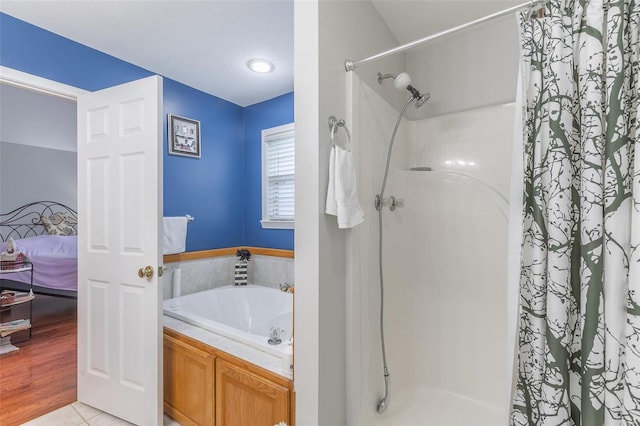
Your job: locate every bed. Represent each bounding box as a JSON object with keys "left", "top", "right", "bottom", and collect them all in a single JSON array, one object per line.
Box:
[{"left": 0, "top": 201, "right": 77, "bottom": 297}]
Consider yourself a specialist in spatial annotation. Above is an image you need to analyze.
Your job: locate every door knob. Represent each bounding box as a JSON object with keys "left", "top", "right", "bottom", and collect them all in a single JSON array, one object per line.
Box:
[{"left": 138, "top": 266, "right": 154, "bottom": 279}]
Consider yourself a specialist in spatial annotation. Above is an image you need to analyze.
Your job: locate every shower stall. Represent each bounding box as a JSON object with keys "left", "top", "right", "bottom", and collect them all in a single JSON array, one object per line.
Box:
[{"left": 345, "top": 68, "right": 516, "bottom": 425}]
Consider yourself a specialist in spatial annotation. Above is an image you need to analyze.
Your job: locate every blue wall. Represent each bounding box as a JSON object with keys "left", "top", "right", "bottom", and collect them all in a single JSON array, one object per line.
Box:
[
  {"left": 243, "top": 93, "right": 295, "bottom": 250},
  {"left": 163, "top": 80, "right": 245, "bottom": 251},
  {"left": 0, "top": 13, "right": 152, "bottom": 90},
  {"left": 0, "top": 13, "right": 294, "bottom": 251}
]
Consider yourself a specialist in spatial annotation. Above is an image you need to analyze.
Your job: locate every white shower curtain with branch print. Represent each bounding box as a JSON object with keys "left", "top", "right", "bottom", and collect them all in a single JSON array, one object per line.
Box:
[{"left": 511, "top": 0, "right": 639, "bottom": 425}]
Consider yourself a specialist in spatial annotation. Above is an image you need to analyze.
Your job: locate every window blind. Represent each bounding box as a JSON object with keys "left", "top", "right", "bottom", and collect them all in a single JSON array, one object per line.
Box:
[{"left": 264, "top": 129, "right": 295, "bottom": 222}]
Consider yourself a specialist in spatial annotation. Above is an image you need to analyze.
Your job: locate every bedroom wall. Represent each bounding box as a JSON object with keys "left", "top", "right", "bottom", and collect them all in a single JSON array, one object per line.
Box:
[
  {"left": 0, "top": 83, "right": 77, "bottom": 213},
  {"left": 0, "top": 12, "right": 294, "bottom": 251}
]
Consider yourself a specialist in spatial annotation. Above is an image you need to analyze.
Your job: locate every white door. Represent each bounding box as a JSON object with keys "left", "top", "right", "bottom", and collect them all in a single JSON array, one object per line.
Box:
[{"left": 77, "top": 75, "right": 163, "bottom": 425}]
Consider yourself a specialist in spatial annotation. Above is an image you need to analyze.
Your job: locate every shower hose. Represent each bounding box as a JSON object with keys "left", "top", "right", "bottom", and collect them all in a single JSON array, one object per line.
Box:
[{"left": 376, "top": 96, "right": 415, "bottom": 414}]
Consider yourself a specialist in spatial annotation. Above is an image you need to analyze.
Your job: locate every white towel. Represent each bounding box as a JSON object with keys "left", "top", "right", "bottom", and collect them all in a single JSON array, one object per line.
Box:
[
  {"left": 163, "top": 217, "right": 188, "bottom": 254},
  {"left": 326, "top": 146, "right": 337, "bottom": 216},
  {"left": 325, "top": 145, "right": 364, "bottom": 229}
]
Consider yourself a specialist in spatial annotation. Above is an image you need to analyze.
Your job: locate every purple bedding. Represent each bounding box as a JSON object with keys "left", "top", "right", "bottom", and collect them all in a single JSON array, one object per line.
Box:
[{"left": 0, "top": 235, "right": 77, "bottom": 292}]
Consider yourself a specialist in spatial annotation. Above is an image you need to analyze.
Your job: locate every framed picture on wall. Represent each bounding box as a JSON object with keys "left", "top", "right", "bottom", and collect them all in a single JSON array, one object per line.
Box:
[{"left": 168, "top": 114, "right": 201, "bottom": 158}]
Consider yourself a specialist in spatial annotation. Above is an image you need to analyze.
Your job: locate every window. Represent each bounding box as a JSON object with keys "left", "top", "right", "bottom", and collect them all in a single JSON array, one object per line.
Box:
[{"left": 261, "top": 123, "right": 295, "bottom": 229}]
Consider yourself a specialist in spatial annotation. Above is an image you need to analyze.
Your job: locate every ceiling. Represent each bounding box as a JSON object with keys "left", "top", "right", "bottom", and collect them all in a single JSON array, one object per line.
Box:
[
  {"left": 0, "top": 0, "right": 525, "bottom": 107},
  {"left": 372, "top": 0, "right": 526, "bottom": 44},
  {"left": 0, "top": 0, "right": 294, "bottom": 107}
]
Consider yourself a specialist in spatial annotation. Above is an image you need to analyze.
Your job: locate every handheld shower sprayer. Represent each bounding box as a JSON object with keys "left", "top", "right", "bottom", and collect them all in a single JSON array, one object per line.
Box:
[
  {"left": 377, "top": 72, "right": 430, "bottom": 108},
  {"left": 372, "top": 70, "right": 430, "bottom": 416}
]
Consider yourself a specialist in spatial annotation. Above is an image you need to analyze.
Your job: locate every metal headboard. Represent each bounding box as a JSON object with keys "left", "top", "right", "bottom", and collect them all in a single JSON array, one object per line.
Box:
[{"left": 0, "top": 201, "right": 78, "bottom": 242}]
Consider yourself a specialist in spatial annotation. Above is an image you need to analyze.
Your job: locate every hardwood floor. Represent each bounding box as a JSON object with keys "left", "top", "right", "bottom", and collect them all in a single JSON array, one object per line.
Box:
[{"left": 0, "top": 294, "right": 77, "bottom": 426}]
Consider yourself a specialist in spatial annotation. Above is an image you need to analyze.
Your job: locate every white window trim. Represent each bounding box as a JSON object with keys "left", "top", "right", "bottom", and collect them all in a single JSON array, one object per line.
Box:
[
  {"left": 260, "top": 218, "right": 295, "bottom": 229},
  {"left": 261, "top": 122, "right": 295, "bottom": 229}
]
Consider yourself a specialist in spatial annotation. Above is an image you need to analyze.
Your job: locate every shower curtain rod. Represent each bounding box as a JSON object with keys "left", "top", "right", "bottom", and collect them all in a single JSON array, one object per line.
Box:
[{"left": 345, "top": 0, "right": 544, "bottom": 71}]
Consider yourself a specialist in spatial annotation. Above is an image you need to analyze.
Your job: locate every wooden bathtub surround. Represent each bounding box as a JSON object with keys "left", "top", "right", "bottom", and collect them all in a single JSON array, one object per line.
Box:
[
  {"left": 164, "top": 332, "right": 215, "bottom": 426},
  {"left": 216, "top": 360, "right": 290, "bottom": 426},
  {"left": 163, "top": 327, "right": 295, "bottom": 426},
  {"left": 243, "top": 247, "right": 294, "bottom": 259},
  {"left": 163, "top": 246, "right": 294, "bottom": 264}
]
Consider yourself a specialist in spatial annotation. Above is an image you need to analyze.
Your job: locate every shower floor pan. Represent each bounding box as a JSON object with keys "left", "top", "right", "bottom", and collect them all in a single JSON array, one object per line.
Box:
[{"left": 374, "top": 385, "right": 505, "bottom": 426}]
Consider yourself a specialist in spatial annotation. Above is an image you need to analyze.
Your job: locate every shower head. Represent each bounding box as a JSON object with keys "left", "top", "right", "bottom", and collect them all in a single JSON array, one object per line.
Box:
[
  {"left": 415, "top": 93, "right": 430, "bottom": 108},
  {"left": 377, "top": 72, "right": 410, "bottom": 91},
  {"left": 377, "top": 71, "right": 429, "bottom": 108},
  {"left": 393, "top": 72, "right": 411, "bottom": 91}
]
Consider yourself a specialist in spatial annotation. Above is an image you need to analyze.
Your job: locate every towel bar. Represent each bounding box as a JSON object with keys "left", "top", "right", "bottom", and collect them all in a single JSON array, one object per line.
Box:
[{"left": 328, "top": 115, "right": 351, "bottom": 151}]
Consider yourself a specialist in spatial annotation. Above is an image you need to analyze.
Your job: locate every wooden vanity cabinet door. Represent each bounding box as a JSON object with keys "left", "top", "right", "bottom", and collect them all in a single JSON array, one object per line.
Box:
[
  {"left": 216, "top": 359, "right": 290, "bottom": 426},
  {"left": 164, "top": 333, "right": 215, "bottom": 426}
]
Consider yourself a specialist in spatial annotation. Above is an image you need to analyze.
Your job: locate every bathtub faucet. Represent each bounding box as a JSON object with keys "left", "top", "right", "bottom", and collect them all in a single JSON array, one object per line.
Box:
[
  {"left": 279, "top": 282, "right": 294, "bottom": 293},
  {"left": 268, "top": 327, "right": 284, "bottom": 345}
]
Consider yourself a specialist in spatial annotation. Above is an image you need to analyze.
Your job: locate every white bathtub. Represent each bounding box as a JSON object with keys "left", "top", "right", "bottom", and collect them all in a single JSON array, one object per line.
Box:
[{"left": 163, "top": 285, "right": 293, "bottom": 358}]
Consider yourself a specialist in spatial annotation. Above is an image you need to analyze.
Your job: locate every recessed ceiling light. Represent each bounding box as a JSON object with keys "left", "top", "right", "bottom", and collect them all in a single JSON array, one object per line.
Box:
[{"left": 247, "top": 58, "right": 274, "bottom": 73}]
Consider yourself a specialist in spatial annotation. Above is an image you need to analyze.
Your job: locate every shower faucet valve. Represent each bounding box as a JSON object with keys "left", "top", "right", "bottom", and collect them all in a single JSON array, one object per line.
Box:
[
  {"left": 375, "top": 194, "right": 404, "bottom": 211},
  {"left": 389, "top": 196, "right": 404, "bottom": 211}
]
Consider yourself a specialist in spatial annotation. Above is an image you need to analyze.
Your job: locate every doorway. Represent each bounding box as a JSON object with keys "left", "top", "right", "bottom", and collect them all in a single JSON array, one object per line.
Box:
[
  {"left": 0, "top": 68, "right": 165, "bottom": 426},
  {"left": 0, "top": 77, "right": 79, "bottom": 424}
]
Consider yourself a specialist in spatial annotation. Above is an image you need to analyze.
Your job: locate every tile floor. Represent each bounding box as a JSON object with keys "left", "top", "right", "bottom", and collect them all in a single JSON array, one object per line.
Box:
[{"left": 22, "top": 401, "right": 180, "bottom": 426}]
